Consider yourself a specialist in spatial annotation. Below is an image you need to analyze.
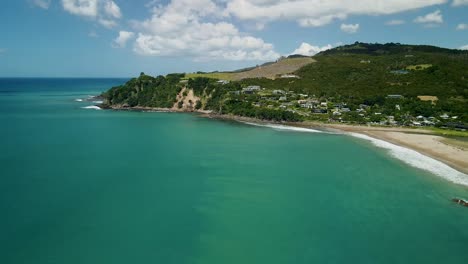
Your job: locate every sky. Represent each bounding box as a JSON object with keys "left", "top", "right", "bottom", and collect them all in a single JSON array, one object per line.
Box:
[{"left": 0, "top": 0, "right": 467, "bottom": 77}]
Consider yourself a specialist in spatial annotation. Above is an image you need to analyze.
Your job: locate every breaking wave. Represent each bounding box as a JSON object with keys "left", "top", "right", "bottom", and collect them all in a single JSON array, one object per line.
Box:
[
  {"left": 241, "top": 122, "right": 324, "bottom": 133},
  {"left": 349, "top": 133, "right": 468, "bottom": 186},
  {"left": 81, "top": 105, "right": 101, "bottom": 110}
]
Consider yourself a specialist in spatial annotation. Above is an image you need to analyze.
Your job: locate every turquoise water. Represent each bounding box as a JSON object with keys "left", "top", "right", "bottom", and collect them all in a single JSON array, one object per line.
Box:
[{"left": 1, "top": 78, "right": 468, "bottom": 264}]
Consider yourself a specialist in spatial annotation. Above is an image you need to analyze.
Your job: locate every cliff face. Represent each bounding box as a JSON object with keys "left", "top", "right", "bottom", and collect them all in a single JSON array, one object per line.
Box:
[{"left": 172, "top": 88, "right": 202, "bottom": 111}]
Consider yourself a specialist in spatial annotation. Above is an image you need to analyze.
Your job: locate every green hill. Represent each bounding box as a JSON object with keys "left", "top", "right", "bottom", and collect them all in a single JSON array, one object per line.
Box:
[{"left": 102, "top": 42, "right": 468, "bottom": 126}]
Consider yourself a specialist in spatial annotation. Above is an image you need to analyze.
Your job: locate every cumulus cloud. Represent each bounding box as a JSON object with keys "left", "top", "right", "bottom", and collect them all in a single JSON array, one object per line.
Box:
[
  {"left": 452, "top": 0, "right": 468, "bottom": 6},
  {"left": 386, "top": 19, "right": 405, "bottom": 25},
  {"left": 113, "top": 31, "right": 135, "bottom": 48},
  {"left": 340, "top": 23, "right": 360, "bottom": 34},
  {"left": 414, "top": 10, "right": 443, "bottom": 24},
  {"left": 61, "top": 0, "right": 121, "bottom": 28},
  {"left": 62, "top": 0, "right": 98, "bottom": 17},
  {"left": 32, "top": 0, "right": 51, "bottom": 9},
  {"left": 224, "top": 0, "right": 446, "bottom": 27},
  {"left": 290, "top": 43, "right": 333, "bottom": 56},
  {"left": 104, "top": 0, "right": 121, "bottom": 19},
  {"left": 456, "top": 23, "right": 468, "bottom": 30},
  {"left": 459, "top": 45, "right": 468, "bottom": 50},
  {"left": 130, "top": 0, "right": 279, "bottom": 61}
]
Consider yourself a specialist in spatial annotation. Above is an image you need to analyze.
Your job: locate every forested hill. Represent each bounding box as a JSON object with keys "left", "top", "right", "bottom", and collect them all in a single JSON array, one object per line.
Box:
[{"left": 102, "top": 42, "right": 468, "bottom": 126}]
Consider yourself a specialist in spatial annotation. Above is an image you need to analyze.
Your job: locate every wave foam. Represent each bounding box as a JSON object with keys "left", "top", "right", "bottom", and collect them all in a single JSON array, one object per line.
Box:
[
  {"left": 75, "top": 99, "right": 83, "bottom": 102},
  {"left": 241, "top": 122, "right": 324, "bottom": 133},
  {"left": 349, "top": 132, "right": 468, "bottom": 186},
  {"left": 82, "top": 105, "right": 101, "bottom": 110},
  {"left": 92, "top": 100, "right": 103, "bottom": 104}
]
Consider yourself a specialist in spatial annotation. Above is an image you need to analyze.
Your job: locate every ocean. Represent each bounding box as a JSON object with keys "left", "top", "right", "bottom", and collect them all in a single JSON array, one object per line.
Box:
[{"left": 1, "top": 78, "right": 467, "bottom": 264}]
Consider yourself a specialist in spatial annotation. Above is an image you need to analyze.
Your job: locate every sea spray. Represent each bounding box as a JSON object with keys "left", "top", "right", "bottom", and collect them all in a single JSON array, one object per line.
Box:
[{"left": 349, "top": 132, "right": 468, "bottom": 186}]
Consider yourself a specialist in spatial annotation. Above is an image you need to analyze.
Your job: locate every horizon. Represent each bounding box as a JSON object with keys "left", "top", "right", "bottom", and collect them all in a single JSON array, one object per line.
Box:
[{"left": 1, "top": 1, "right": 468, "bottom": 77}]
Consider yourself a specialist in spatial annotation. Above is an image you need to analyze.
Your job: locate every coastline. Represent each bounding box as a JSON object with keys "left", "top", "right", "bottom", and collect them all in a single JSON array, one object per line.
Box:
[
  {"left": 201, "top": 113, "right": 468, "bottom": 178},
  {"left": 102, "top": 105, "right": 468, "bottom": 182}
]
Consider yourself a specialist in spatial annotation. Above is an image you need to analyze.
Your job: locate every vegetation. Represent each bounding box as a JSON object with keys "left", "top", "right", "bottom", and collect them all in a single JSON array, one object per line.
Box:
[{"left": 102, "top": 42, "right": 468, "bottom": 128}]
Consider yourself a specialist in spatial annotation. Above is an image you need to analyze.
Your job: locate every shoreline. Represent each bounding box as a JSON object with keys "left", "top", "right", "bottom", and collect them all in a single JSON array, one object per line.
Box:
[
  {"left": 102, "top": 105, "right": 468, "bottom": 182},
  {"left": 201, "top": 113, "right": 468, "bottom": 179}
]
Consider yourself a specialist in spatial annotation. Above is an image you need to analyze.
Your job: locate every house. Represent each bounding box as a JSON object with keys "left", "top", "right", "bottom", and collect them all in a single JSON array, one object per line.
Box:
[
  {"left": 341, "top": 108, "right": 351, "bottom": 112},
  {"left": 390, "top": 70, "right": 409, "bottom": 75},
  {"left": 272, "top": 89, "right": 286, "bottom": 95},
  {"left": 440, "top": 114, "right": 449, "bottom": 119},
  {"left": 280, "top": 74, "right": 299, "bottom": 78},
  {"left": 243, "top": 85, "right": 261, "bottom": 94},
  {"left": 395, "top": 104, "right": 401, "bottom": 111},
  {"left": 320, "top": 102, "right": 328, "bottom": 107},
  {"left": 217, "top": 80, "right": 230, "bottom": 85},
  {"left": 313, "top": 109, "right": 327, "bottom": 114},
  {"left": 387, "top": 94, "right": 404, "bottom": 99},
  {"left": 279, "top": 96, "right": 287, "bottom": 101}
]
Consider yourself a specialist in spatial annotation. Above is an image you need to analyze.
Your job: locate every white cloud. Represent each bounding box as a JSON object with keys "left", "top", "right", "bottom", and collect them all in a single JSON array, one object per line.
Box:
[
  {"left": 386, "top": 19, "right": 405, "bottom": 25},
  {"left": 99, "top": 18, "right": 117, "bottom": 28},
  {"left": 290, "top": 43, "right": 333, "bottom": 56},
  {"left": 131, "top": 0, "right": 279, "bottom": 61},
  {"left": 32, "top": 0, "right": 51, "bottom": 9},
  {"left": 104, "top": 0, "right": 121, "bottom": 19},
  {"left": 456, "top": 23, "right": 468, "bottom": 30},
  {"left": 460, "top": 45, "right": 468, "bottom": 50},
  {"left": 340, "top": 23, "right": 360, "bottom": 34},
  {"left": 224, "top": 0, "right": 447, "bottom": 27},
  {"left": 414, "top": 10, "right": 443, "bottom": 24},
  {"left": 61, "top": 0, "right": 122, "bottom": 28},
  {"left": 62, "top": 0, "right": 98, "bottom": 17},
  {"left": 113, "top": 31, "right": 135, "bottom": 48},
  {"left": 452, "top": 0, "right": 468, "bottom": 6}
]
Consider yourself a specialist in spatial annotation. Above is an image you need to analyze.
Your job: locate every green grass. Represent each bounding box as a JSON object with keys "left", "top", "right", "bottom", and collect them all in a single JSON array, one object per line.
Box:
[
  {"left": 184, "top": 72, "right": 234, "bottom": 81},
  {"left": 427, "top": 127, "right": 468, "bottom": 137}
]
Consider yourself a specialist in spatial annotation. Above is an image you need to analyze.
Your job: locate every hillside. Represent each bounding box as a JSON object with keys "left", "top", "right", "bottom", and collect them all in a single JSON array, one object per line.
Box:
[
  {"left": 185, "top": 57, "right": 316, "bottom": 81},
  {"left": 102, "top": 42, "right": 468, "bottom": 126}
]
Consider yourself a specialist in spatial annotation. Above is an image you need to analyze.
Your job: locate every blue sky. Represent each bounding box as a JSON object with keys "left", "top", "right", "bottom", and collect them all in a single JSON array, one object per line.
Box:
[{"left": 1, "top": 0, "right": 467, "bottom": 77}]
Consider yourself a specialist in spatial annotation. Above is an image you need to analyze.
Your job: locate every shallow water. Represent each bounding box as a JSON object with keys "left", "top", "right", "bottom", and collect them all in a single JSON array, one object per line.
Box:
[{"left": 1, "top": 78, "right": 467, "bottom": 264}]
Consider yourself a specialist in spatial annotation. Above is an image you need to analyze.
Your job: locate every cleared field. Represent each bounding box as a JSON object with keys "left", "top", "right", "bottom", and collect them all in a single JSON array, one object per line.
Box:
[
  {"left": 185, "top": 72, "right": 235, "bottom": 80},
  {"left": 184, "top": 57, "right": 316, "bottom": 81},
  {"left": 233, "top": 57, "right": 316, "bottom": 80}
]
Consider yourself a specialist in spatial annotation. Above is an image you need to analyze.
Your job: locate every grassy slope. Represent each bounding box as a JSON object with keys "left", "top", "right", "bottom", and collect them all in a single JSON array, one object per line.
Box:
[{"left": 185, "top": 57, "right": 316, "bottom": 81}]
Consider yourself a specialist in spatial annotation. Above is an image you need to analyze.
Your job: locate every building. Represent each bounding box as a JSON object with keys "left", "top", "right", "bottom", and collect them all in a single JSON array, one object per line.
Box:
[
  {"left": 280, "top": 74, "right": 299, "bottom": 78},
  {"left": 243, "top": 85, "right": 261, "bottom": 94},
  {"left": 387, "top": 94, "right": 404, "bottom": 99},
  {"left": 217, "top": 80, "right": 230, "bottom": 85},
  {"left": 272, "top": 89, "right": 286, "bottom": 95}
]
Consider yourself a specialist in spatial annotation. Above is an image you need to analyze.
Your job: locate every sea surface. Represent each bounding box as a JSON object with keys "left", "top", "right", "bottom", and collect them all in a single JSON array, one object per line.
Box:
[{"left": 1, "top": 78, "right": 468, "bottom": 264}]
